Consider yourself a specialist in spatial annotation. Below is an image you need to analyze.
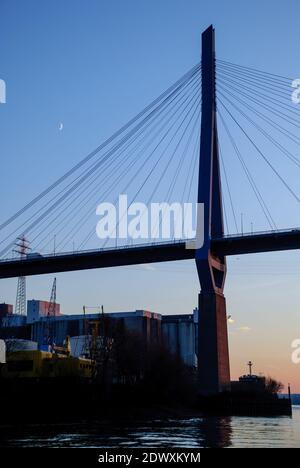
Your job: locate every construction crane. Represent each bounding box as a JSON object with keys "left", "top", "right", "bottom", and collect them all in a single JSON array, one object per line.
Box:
[
  {"left": 45, "top": 278, "right": 70, "bottom": 355},
  {"left": 44, "top": 277, "right": 57, "bottom": 348},
  {"left": 48, "top": 277, "right": 57, "bottom": 318}
]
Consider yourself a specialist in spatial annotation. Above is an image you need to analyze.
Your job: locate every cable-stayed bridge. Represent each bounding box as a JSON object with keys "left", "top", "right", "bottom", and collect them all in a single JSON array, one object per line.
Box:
[{"left": 1, "top": 26, "right": 300, "bottom": 393}]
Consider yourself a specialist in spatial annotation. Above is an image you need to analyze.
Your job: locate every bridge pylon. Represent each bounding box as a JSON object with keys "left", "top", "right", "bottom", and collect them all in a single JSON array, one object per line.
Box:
[{"left": 196, "top": 25, "right": 230, "bottom": 394}]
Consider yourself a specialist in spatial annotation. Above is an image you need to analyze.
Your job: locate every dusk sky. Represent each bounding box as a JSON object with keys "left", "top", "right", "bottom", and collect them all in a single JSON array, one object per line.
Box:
[{"left": 0, "top": 0, "right": 300, "bottom": 391}]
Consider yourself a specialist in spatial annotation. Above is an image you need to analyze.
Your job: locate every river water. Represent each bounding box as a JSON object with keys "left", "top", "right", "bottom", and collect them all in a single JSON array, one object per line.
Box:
[{"left": 1, "top": 406, "right": 299, "bottom": 448}]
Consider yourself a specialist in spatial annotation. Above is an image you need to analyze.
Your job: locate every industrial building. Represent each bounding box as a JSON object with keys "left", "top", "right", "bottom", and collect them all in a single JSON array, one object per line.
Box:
[
  {"left": 27, "top": 299, "right": 62, "bottom": 324},
  {"left": 0, "top": 303, "right": 13, "bottom": 318},
  {"left": 0, "top": 299, "right": 198, "bottom": 369},
  {"left": 30, "top": 310, "right": 162, "bottom": 347},
  {"left": 161, "top": 310, "right": 198, "bottom": 368},
  {"left": 231, "top": 374, "right": 267, "bottom": 394},
  {"left": 0, "top": 304, "right": 26, "bottom": 327}
]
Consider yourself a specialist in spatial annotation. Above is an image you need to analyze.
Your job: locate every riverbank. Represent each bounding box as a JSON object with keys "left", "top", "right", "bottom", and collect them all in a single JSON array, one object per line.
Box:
[{"left": 0, "top": 378, "right": 292, "bottom": 424}]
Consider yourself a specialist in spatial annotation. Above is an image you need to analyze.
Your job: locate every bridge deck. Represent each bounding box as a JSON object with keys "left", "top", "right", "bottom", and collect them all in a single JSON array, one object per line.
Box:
[{"left": 0, "top": 229, "right": 300, "bottom": 279}]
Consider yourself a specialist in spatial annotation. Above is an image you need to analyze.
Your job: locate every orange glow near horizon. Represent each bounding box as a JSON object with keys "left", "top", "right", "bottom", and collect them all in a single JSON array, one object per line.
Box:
[{"left": 229, "top": 330, "right": 300, "bottom": 393}]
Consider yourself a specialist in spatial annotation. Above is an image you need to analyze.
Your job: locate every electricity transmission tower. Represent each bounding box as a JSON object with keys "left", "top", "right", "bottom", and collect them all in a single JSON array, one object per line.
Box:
[{"left": 14, "top": 236, "right": 30, "bottom": 315}]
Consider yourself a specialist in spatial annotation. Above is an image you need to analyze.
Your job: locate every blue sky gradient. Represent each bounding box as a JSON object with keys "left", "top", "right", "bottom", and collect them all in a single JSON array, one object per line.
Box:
[{"left": 0, "top": 0, "right": 300, "bottom": 389}]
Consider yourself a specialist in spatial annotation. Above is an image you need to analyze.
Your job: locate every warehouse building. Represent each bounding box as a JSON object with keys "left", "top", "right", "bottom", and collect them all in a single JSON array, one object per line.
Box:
[
  {"left": 30, "top": 310, "right": 162, "bottom": 346},
  {"left": 27, "top": 299, "right": 62, "bottom": 324},
  {"left": 161, "top": 309, "right": 198, "bottom": 368},
  {"left": 0, "top": 300, "right": 198, "bottom": 368}
]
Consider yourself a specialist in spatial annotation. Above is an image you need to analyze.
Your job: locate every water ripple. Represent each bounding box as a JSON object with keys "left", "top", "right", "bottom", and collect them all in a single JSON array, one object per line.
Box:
[{"left": 0, "top": 407, "right": 299, "bottom": 448}]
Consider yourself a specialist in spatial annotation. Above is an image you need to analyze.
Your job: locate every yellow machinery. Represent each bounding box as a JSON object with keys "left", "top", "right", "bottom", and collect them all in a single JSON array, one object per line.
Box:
[
  {"left": 1, "top": 339, "right": 95, "bottom": 380},
  {"left": 52, "top": 335, "right": 71, "bottom": 356}
]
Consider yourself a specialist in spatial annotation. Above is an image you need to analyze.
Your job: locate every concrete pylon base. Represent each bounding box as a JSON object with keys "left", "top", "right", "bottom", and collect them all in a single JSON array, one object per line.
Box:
[{"left": 198, "top": 291, "right": 231, "bottom": 395}]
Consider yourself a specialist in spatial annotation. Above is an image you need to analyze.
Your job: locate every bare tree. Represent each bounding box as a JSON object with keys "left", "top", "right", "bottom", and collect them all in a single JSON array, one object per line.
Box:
[{"left": 265, "top": 377, "right": 284, "bottom": 395}]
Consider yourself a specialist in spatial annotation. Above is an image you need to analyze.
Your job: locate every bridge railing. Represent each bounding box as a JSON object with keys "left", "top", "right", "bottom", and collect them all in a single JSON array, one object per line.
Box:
[
  {"left": 1, "top": 227, "right": 299, "bottom": 263},
  {"left": 0, "top": 238, "right": 192, "bottom": 263},
  {"left": 219, "top": 227, "right": 300, "bottom": 240}
]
